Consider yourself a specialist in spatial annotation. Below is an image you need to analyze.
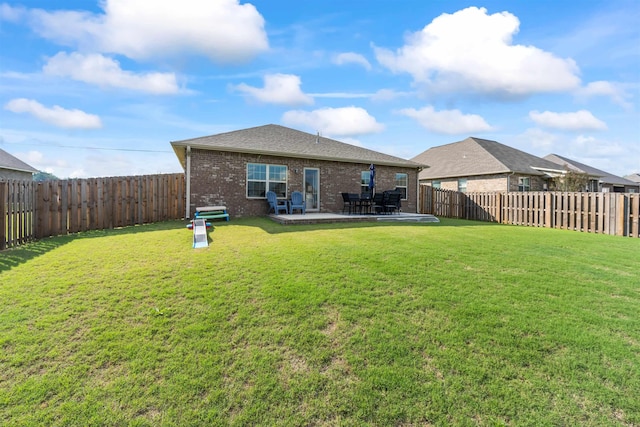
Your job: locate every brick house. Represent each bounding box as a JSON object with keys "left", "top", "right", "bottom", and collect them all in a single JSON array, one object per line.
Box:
[
  {"left": 171, "top": 124, "right": 427, "bottom": 218},
  {"left": 0, "top": 148, "right": 38, "bottom": 180},
  {"left": 411, "top": 137, "right": 565, "bottom": 192},
  {"left": 544, "top": 154, "right": 639, "bottom": 193}
]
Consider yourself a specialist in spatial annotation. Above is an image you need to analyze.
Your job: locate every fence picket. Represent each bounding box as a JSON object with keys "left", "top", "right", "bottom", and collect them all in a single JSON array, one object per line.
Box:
[
  {"left": 1, "top": 174, "right": 185, "bottom": 249},
  {"left": 420, "top": 186, "right": 639, "bottom": 238}
]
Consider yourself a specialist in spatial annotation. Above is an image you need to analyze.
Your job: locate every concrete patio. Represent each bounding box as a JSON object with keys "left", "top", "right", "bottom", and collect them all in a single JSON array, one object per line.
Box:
[{"left": 268, "top": 212, "right": 440, "bottom": 225}]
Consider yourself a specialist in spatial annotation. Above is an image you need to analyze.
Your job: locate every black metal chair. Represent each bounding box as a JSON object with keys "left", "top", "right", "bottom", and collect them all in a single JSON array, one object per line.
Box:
[
  {"left": 384, "top": 191, "right": 402, "bottom": 214},
  {"left": 372, "top": 192, "right": 385, "bottom": 214},
  {"left": 341, "top": 192, "right": 359, "bottom": 214}
]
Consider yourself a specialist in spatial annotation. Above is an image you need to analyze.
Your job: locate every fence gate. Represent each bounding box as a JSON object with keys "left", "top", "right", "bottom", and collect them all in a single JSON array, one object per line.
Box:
[{"left": 1, "top": 180, "right": 37, "bottom": 250}]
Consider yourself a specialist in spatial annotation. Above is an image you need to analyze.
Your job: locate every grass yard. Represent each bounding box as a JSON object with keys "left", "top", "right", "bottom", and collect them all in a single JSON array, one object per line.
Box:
[{"left": 1, "top": 218, "right": 639, "bottom": 426}]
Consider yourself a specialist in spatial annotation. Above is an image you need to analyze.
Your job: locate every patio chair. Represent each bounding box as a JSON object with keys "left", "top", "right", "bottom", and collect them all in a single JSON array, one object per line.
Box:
[
  {"left": 267, "top": 191, "right": 288, "bottom": 214},
  {"left": 288, "top": 191, "right": 306, "bottom": 214},
  {"left": 372, "top": 192, "right": 385, "bottom": 214},
  {"left": 384, "top": 191, "right": 402, "bottom": 214},
  {"left": 341, "top": 192, "right": 357, "bottom": 214}
]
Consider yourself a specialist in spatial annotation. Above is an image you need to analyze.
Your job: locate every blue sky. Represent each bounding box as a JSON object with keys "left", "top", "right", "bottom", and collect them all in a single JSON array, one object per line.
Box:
[{"left": 1, "top": 0, "right": 639, "bottom": 178}]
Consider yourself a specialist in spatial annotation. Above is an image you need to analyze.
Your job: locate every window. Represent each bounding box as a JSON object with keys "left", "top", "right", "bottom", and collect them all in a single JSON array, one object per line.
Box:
[
  {"left": 247, "top": 163, "right": 287, "bottom": 198},
  {"left": 432, "top": 181, "right": 441, "bottom": 189},
  {"left": 518, "top": 177, "right": 530, "bottom": 192},
  {"left": 361, "top": 171, "right": 371, "bottom": 196},
  {"left": 458, "top": 178, "right": 467, "bottom": 193},
  {"left": 395, "top": 173, "right": 408, "bottom": 199}
]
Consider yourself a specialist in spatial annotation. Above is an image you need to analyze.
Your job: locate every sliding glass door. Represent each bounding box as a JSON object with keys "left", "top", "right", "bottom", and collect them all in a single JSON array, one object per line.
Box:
[{"left": 304, "top": 168, "right": 319, "bottom": 211}]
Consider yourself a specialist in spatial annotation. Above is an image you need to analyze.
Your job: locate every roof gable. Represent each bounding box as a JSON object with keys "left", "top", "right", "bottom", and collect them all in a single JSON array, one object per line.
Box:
[
  {"left": 0, "top": 148, "right": 38, "bottom": 174},
  {"left": 411, "top": 137, "right": 564, "bottom": 179},
  {"left": 171, "top": 124, "right": 425, "bottom": 168},
  {"left": 544, "top": 154, "right": 639, "bottom": 186},
  {"left": 624, "top": 173, "right": 640, "bottom": 183}
]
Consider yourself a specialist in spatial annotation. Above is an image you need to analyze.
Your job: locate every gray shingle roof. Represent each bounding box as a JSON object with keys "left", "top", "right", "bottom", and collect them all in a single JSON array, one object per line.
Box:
[
  {"left": 171, "top": 124, "right": 425, "bottom": 168},
  {"left": 544, "top": 154, "right": 639, "bottom": 186},
  {"left": 624, "top": 173, "right": 640, "bottom": 183},
  {"left": 411, "top": 137, "right": 564, "bottom": 179},
  {"left": 0, "top": 148, "right": 38, "bottom": 173}
]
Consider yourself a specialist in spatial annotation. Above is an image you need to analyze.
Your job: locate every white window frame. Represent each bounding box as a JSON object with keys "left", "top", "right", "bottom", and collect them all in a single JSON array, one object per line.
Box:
[
  {"left": 395, "top": 173, "right": 408, "bottom": 200},
  {"left": 432, "top": 181, "right": 441, "bottom": 189},
  {"left": 458, "top": 178, "right": 467, "bottom": 193},
  {"left": 246, "top": 163, "right": 288, "bottom": 198},
  {"left": 518, "top": 177, "right": 530, "bottom": 192},
  {"left": 360, "top": 171, "right": 371, "bottom": 195}
]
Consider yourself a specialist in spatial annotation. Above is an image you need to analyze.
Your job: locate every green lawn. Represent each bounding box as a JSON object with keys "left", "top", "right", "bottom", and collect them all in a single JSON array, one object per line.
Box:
[{"left": 1, "top": 218, "right": 638, "bottom": 426}]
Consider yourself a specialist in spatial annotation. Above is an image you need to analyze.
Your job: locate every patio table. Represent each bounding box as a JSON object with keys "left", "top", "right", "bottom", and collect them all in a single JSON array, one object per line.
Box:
[{"left": 357, "top": 196, "right": 372, "bottom": 214}]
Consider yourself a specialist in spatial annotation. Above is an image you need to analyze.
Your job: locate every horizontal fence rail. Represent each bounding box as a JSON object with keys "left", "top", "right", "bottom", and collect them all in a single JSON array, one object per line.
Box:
[
  {"left": 420, "top": 186, "right": 640, "bottom": 238},
  {"left": 1, "top": 173, "right": 185, "bottom": 249}
]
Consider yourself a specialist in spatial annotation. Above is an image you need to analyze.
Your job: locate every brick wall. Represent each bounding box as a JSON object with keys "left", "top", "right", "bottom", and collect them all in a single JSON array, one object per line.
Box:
[
  {"left": 189, "top": 149, "right": 419, "bottom": 217},
  {"left": 424, "top": 173, "right": 550, "bottom": 193}
]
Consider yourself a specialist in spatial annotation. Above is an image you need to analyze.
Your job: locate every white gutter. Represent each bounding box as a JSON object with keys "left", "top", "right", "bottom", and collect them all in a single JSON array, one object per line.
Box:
[{"left": 185, "top": 145, "right": 191, "bottom": 219}]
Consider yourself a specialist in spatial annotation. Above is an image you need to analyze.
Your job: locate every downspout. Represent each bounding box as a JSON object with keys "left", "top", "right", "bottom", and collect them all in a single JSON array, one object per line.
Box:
[
  {"left": 185, "top": 145, "right": 191, "bottom": 219},
  {"left": 416, "top": 167, "right": 423, "bottom": 213}
]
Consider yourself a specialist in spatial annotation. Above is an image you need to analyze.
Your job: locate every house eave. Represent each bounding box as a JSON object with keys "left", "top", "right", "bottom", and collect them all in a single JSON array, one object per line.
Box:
[
  {"left": 170, "top": 141, "right": 425, "bottom": 170},
  {"left": 419, "top": 169, "right": 512, "bottom": 180},
  {"left": 0, "top": 166, "right": 36, "bottom": 174}
]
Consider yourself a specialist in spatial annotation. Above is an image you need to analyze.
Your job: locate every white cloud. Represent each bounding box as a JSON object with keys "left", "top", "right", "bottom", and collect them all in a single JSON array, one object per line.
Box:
[
  {"left": 234, "top": 74, "right": 313, "bottom": 106},
  {"left": 559, "top": 136, "right": 634, "bottom": 176},
  {"left": 309, "top": 92, "right": 371, "bottom": 99},
  {"left": 575, "top": 81, "right": 632, "bottom": 109},
  {"left": 374, "top": 7, "right": 581, "bottom": 97},
  {"left": 282, "top": 106, "right": 384, "bottom": 136},
  {"left": 399, "top": 106, "right": 493, "bottom": 134},
  {"left": 371, "top": 89, "right": 412, "bottom": 102},
  {"left": 518, "top": 128, "right": 558, "bottom": 151},
  {"left": 18, "top": 150, "right": 70, "bottom": 174},
  {"left": 333, "top": 52, "right": 372, "bottom": 70},
  {"left": 0, "top": 3, "right": 26, "bottom": 22},
  {"left": 4, "top": 98, "right": 102, "bottom": 129},
  {"left": 25, "top": 0, "right": 268, "bottom": 63},
  {"left": 529, "top": 110, "right": 607, "bottom": 131},
  {"left": 43, "top": 52, "right": 180, "bottom": 94}
]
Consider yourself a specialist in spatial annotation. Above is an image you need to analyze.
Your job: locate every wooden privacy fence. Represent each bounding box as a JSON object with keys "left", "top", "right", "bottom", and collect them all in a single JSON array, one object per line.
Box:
[
  {"left": 420, "top": 185, "right": 640, "bottom": 238},
  {"left": 0, "top": 179, "right": 36, "bottom": 250},
  {"left": 1, "top": 173, "right": 185, "bottom": 250}
]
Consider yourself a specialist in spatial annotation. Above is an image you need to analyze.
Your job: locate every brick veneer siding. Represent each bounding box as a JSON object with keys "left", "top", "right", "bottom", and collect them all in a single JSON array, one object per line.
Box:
[
  {"left": 422, "top": 173, "right": 550, "bottom": 192},
  {"left": 188, "top": 149, "right": 419, "bottom": 218}
]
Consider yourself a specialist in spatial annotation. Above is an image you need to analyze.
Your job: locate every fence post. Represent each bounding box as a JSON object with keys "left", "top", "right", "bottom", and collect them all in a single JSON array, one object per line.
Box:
[
  {"left": 0, "top": 181, "right": 6, "bottom": 250},
  {"left": 616, "top": 194, "right": 625, "bottom": 237},
  {"left": 631, "top": 194, "right": 639, "bottom": 238}
]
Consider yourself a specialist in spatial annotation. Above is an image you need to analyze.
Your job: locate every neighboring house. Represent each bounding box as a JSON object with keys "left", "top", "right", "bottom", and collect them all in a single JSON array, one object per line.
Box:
[
  {"left": 0, "top": 148, "right": 38, "bottom": 180},
  {"left": 624, "top": 173, "right": 640, "bottom": 184},
  {"left": 171, "top": 124, "right": 427, "bottom": 218},
  {"left": 411, "top": 137, "right": 565, "bottom": 192},
  {"left": 544, "top": 154, "right": 640, "bottom": 193}
]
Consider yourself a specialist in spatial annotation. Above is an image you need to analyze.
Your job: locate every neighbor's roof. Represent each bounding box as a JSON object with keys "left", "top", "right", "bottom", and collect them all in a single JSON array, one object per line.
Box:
[
  {"left": 0, "top": 148, "right": 38, "bottom": 173},
  {"left": 171, "top": 124, "right": 426, "bottom": 169},
  {"left": 624, "top": 173, "right": 640, "bottom": 183},
  {"left": 544, "top": 154, "right": 639, "bottom": 187},
  {"left": 411, "top": 137, "right": 565, "bottom": 180}
]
